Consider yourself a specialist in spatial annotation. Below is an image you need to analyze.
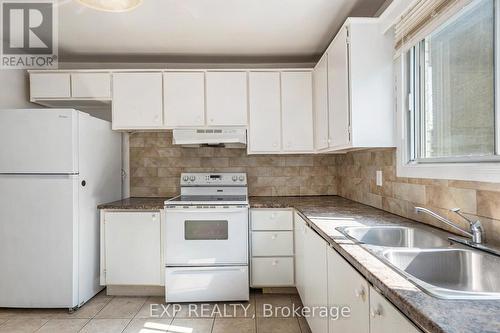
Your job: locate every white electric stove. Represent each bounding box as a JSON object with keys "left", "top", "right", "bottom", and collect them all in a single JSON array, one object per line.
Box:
[{"left": 164, "top": 173, "right": 249, "bottom": 303}]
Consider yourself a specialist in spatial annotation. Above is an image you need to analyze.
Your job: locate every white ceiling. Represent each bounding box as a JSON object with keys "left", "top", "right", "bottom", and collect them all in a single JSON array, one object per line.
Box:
[{"left": 57, "top": 0, "right": 387, "bottom": 63}]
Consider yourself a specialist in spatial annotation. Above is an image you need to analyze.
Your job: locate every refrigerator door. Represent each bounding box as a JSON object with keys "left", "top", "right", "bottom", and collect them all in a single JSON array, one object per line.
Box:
[
  {"left": 0, "top": 109, "right": 79, "bottom": 174},
  {"left": 0, "top": 174, "right": 79, "bottom": 308}
]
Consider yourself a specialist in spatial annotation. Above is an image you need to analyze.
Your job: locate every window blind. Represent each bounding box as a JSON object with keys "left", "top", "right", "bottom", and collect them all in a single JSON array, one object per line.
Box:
[{"left": 394, "top": 0, "right": 474, "bottom": 55}]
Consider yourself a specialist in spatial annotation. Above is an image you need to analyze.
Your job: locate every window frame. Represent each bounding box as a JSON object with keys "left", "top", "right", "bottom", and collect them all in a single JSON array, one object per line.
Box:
[{"left": 396, "top": 0, "right": 500, "bottom": 182}]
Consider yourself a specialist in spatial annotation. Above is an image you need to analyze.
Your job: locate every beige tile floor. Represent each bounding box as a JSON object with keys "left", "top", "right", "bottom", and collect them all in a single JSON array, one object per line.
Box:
[{"left": 0, "top": 289, "right": 312, "bottom": 333}]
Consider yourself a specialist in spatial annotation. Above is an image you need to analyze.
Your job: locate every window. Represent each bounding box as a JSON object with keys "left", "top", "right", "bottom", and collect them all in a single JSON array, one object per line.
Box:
[{"left": 406, "top": 0, "right": 499, "bottom": 163}]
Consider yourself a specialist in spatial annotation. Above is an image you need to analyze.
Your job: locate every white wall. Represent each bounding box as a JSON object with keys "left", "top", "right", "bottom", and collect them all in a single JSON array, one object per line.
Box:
[{"left": 0, "top": 70, "right": 39, "bottom": 109}]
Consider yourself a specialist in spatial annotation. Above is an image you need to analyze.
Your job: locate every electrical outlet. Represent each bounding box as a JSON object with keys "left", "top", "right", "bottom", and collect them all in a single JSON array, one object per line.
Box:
[{"left": 376, "top": 170, "right": 383, "bottom": 187}]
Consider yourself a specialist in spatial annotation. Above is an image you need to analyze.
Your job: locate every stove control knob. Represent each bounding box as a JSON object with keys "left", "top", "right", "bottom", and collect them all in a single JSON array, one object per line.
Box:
[
  {"left": 232, "top": 176, "right": 238, "bottom": 182},
  {"left": 182, "top": 175, "right": 189, "bottom": 182},
  {"left": 190, "top": 176, "right": 196, "bottom": 182},
  {"left": 239, "top": 175, "right": 245, "bottom": 182}
]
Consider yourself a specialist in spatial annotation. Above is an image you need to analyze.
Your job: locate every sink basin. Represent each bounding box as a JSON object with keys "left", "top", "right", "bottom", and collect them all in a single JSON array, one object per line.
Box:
[
  {"left": 339, "top": 226, "right": 451, "bottom": 248},
  {"left": 383, "top": 249, "right": 500, "bottom": 299}
]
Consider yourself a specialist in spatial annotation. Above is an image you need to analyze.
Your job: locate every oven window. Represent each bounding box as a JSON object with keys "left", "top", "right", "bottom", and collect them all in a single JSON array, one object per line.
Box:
[{"left": 184, "top": 220, "right": 229, "bottom": 240}]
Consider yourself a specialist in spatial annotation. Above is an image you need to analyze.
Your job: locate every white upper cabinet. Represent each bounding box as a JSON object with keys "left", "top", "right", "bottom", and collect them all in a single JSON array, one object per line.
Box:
[
  {"left": 248, "top": 72, "right": 281, "bottom": 153},
  {"left": 163, "top": 72, "right": 205, "bottom": 127},
  {"left": 71, "top": 73, "right": 111, "bottom": 99},
  {"left": 328, "top": 26, "right": 351, "bottom": 149},
  {"left": 30, "top": 73, "right": 71, "bottom": 99},
  {"left": 112, "top": 72, "right": 163, "bottom": 130},
  {"left": 206, "top": 72, "right": 248, "bottom": 126},
  {"left": 281, "top": 72, "right": 314, "bottom": 152},
  {"left": 313, "top": 55, "right": 330, "bottom": 151},
  {"left": 326, "top": 18, "right": 394, "bottom": 151}
]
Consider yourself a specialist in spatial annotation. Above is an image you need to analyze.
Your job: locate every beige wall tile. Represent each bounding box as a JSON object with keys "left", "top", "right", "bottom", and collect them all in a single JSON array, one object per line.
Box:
[
  {"left": 477, "top": 190, "right": 500, "bottom": 220},
  {"left": 129, "top": 132, "right": 337, "bottom": 198},
  {"left": 393, "top": 183, "right": 426, "bottom": 205},
  {"left": 426, "top": 186, "right": 477, "bottom": 214},
  {"left": 336, "top": 149, "right": 500, "bottom": 244}
]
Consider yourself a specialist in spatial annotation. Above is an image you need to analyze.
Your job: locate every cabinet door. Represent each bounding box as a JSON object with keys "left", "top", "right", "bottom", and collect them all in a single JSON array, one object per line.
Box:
[
  {"left": 30, "top": 73, "right": 71, "bottom": 99},
  {"left": 104, "top": 212, "right": 162, "bottom": 285},
  {"left": 328, "top": 247, "right": 369, "bottom": 333},
  {"left": 112, "top": 73, "right": 163, "bottom": 129},
  {"left": 164, "top": 72, "right": 205, "bottom": 127},
  {"left": 248, "top": 72, "right": 281, "bottom": 152},
  {"left": 328, "top": 26, "right": 351, "bottom": 148},
  {"left": 370, "top": 287, "right": 421, "bottom": 333},
  {"left": 71, "top": 73, "right": 111, "bottom": 98},
  {"left": 304, "top": 222, "right": 328, "bottom": 333},
  {"left": 294, "top": 213, "right": 307, "bottom": 299},
  {"left": 313, "top": 55, "right": 330, "bottom": 150},
  {"left": 206, "top": 72, "right": 248, "bottom": 126},
  {"left": 281, "top": 72, "right": 314, "bottom": 152}
]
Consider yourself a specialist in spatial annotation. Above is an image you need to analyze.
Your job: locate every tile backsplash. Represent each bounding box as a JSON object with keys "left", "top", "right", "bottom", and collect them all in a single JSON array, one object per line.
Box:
[
  {"left": 129, "top": 132, "right": 338, "bottom": 197},
  {"left": 129, "top": 133, "right": 500, "bottom": 244},
  {"left": 337, "top": 148, "right": 500, "bottom": 246}
]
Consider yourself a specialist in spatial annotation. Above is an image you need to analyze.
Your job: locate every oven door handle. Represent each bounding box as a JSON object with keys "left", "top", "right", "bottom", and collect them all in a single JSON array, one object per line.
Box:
[
  {"left": 170, "top": 267, "right": 246, "bottom": 274},
  {"left": 165, "top": 208, "right": 247, "bottom": 214}
]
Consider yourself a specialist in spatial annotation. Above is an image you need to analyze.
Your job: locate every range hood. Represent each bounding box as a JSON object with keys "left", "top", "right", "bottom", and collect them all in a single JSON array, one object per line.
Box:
[{"left": 172, "top": 128, "right": 247, "bottom": 148}]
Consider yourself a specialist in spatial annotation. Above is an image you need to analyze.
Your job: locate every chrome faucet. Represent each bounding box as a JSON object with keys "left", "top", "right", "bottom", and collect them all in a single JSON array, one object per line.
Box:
[{"left": 415, "top": 207, "right": 483, "bottom": 244}]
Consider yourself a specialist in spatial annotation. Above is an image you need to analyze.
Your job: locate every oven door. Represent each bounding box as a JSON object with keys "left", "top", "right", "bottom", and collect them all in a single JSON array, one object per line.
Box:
[{"left": 165, "top": 206, "right": 248, "bottom": 265}]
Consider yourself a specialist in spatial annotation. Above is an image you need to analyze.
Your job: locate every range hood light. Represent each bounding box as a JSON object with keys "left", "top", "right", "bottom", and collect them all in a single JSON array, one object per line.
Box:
[{"left": 77, "top": 0, "right": 143, "bottom": 12}]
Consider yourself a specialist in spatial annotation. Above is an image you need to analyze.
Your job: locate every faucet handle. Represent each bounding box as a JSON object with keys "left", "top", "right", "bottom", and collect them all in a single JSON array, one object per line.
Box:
[
  {"left": 449, "top": 208, "right": 478, "bottom": 226},
  {"left": 449, "top": 207, "right": 470, "bottom": 221}
]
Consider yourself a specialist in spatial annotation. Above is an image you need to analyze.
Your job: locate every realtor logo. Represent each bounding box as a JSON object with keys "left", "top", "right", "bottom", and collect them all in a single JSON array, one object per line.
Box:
[{"left": 1, "top": 0, "right": 58, "bottom": 69}]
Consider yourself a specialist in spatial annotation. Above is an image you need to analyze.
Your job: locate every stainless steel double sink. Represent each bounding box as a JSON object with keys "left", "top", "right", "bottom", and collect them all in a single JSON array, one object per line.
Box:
[{"left": 337, "top": 226, "right": 500, "bottom": 300}]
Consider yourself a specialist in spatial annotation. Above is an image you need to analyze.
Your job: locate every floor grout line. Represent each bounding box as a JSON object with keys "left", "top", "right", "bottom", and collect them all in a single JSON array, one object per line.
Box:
[{"left": 119, "top": 318, "right": 133, "bottom": 333}]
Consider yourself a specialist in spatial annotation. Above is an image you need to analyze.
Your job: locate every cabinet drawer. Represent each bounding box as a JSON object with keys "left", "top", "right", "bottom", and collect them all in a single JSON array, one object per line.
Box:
[
  {"left": 252, "top": 231, "right": 293, "bottom": 256},
  {"left": 251, "top": 210, "right": 293, "bottom": 231},
  {"left": 251, "top": 257, "right": 294, "bottom": 287}
]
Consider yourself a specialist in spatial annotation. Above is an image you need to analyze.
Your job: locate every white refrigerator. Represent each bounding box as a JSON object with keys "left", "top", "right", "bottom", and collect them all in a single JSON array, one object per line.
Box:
[{"left": 0, "top": 109, "right": 122, "bottom": 309}]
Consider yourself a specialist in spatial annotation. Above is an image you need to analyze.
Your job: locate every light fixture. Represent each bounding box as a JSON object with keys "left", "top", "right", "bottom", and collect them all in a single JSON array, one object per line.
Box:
[{"left": 77, "top": 0, "right": 143, "bottom": 12}]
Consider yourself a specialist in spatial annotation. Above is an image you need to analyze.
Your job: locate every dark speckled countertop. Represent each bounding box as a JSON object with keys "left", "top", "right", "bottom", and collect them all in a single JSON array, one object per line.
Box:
[
  {"left": 98, "top": 195, "right": 500, "bottom": 333},
  {"left": 98, "top": 197, "right": 171, "bottom": 210}
]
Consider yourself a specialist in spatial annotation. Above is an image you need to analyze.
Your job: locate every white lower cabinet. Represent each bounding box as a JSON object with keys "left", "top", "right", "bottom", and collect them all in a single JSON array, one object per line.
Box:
[
  {"left": 370, "top": 286, "right": 421, "bottom": 333},
  {"left": 295, "top": 213, "right": 328, "bottom": 333},
  {"left": 294, "top": 213, "right": 306, "bottom": 297},
  {"left": 303, "top": 220, "right": 329, "bottom": 333},
  {"left": 327, "top": 247, "right": 369, "bottom": 333},
  {"left": 296, "top": 212, "right": 421, "bottom": 333},
  {"left": 250, "top": 209, "right": 294, "bottom": 287},
  {"left": 102, "top": 211, "right": 162, "bottom": 286}
]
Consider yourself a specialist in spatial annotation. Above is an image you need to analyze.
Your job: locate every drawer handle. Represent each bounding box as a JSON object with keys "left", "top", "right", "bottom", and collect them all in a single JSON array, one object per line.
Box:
[
  {"left": 272, "top": 260, "right": 278, "bottom": 266},
  {"left": 370, "top": 307, "right": 382, "bottom": 318},
  {"left": 354, "top": 287, "right": 366, "bottom": 300},
  {"left": 271, "top": 234, "right": 278, "bottom": 240}
]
